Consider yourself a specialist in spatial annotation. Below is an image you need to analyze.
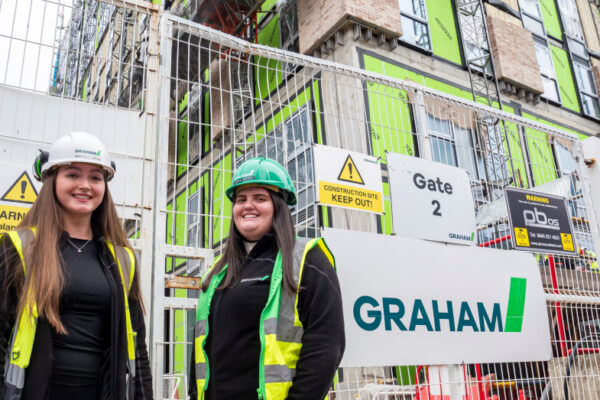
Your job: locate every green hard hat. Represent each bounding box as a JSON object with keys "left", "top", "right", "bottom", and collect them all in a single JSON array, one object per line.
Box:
[{"left": 226, "top": 157, "right": 297, "bottom": 205}]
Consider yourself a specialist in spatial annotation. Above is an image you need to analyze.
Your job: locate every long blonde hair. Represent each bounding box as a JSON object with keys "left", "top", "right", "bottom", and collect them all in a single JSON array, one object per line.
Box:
[{"left": 6, "top": 169, "right": 143, "bottom": 334}]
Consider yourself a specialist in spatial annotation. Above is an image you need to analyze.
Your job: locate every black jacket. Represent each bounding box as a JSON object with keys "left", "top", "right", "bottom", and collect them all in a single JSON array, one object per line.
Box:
[
  {"left": 0, "top": 233, "right": 153, "bottom": 400},
  {"left": 189, "top": 234, "right": 345, "bottom": 399}
]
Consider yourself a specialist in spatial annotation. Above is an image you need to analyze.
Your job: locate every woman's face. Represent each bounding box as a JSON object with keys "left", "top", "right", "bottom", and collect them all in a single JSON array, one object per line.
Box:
[
  {"left": 233, "top": 186, "right": 274, "bottom": 241},
  {"left": 55, "top": 163, "right": 106, "bottom": 221}
]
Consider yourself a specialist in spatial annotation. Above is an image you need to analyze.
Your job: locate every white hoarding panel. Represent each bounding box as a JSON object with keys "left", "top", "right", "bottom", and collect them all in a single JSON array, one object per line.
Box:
[
  {"left": 313, "top": 144, "right": 383, "bottom": 214},
  {"left": 0, "top": 85, "right": 149, "bottom": 220},
  {"left": 388, "top": 152, "right": 476, "bottom": 245},
  {"left": 322, "top": 228, "right": 551, "bottom": 366}
]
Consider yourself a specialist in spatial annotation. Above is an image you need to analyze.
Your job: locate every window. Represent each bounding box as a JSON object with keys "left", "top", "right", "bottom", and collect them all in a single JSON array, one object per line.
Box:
[
  {"left": 278, "top": 0, "right": 299, "bottom": 53},
  {"left": 573, "top": 58, "right": 600, "bottom": 118},
  {"left": 427, "top": 114, "right": 478, "bottom": 179},
  {"left": 556, "top": 0, "right": 600, "bottom": 119},
  {"left": 186, "top": 191, "right": 202, "bottom": 276},
  {"left": 399, "top": 0, "right": 431, "bottom": 51},
  {"left": 519, "top": 0, "right": 561, "bottom": 103},
  {"left": 236, "top": 106, "right": 317, "bottom": 237},
  {"left": 534, "top": 41, "right": 561, "bottom": 103}
]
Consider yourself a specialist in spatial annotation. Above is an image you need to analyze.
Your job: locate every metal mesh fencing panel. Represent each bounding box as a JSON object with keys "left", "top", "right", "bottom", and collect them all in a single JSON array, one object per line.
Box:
[
  {"left": 0, "top": 0, "right": 160, "bottom": 392},
  {"left": 157, "top": 13, "right": 600, "bottom": 400},
  {"left": 0, "top": 0, "right": 156, "bottom": 109}
]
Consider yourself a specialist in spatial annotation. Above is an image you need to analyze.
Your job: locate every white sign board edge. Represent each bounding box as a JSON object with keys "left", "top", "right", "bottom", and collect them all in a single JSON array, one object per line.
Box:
[
  {"left": 322, "top": 227, "right": 551, "bottom": 367},
  {"left": 387, "top": 152, "right": 476, "bottom": 246}
]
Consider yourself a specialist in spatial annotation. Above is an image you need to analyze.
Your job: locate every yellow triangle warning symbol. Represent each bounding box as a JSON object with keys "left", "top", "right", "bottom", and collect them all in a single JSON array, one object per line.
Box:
[
  {"left": 1, "top": 172, "right": 38, "bottom": 204},
  {"left": 338, "top": 155, "right": 365, "bottom": 185}
]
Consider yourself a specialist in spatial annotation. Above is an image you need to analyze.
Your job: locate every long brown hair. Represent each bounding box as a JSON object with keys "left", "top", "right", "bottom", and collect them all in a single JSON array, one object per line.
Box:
[
  {"left": 201, "top": 190, "right": 298, "bottom": 294},
  {"left": 5, "top": 168, "right": 144, "bottom": 334}
]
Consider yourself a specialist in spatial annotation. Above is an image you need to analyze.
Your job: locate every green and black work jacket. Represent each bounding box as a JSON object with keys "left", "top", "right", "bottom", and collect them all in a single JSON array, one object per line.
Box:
[{"left": 189, "top": 234, "right": 345, "bottom": 400}]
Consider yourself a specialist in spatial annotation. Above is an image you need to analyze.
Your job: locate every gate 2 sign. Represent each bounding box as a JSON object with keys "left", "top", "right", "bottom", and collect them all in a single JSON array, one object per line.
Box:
[
  {"left": 322, "top": 228, "right": 551, "bottom": 367},
  {"left": 387, "top": 153, "right": 476, "bottom": 245},
  {"left": 505, "top": 187, "right": 577, "bottom": 255}
]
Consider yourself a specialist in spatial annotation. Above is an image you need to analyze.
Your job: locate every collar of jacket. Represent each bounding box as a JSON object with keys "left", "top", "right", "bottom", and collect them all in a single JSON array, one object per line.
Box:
[{"left": 247, "top": 233, "right": 276, "bottom": 258}]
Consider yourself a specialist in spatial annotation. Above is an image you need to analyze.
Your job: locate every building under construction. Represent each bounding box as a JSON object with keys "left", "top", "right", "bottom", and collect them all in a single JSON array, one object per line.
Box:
[{"left": 2, "top": 0, "right": 600, "bottom": 398}]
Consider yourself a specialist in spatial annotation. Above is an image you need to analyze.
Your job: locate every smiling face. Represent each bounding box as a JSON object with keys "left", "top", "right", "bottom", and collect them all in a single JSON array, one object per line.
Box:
[
  {"left": 233, "top": 186, "right": 274, "bottom": 241},
  {"left": 55, "top": 163, "right": 106, "bottom": 223}
]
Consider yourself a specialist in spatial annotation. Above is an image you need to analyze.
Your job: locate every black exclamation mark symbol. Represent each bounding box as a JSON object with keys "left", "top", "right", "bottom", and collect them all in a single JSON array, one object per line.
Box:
[
  {"left": 348, "top": 162, "right": 353, "bottom": 180},
  {"left": 20, "top": 181, "right": 26, "bottom": 199}
]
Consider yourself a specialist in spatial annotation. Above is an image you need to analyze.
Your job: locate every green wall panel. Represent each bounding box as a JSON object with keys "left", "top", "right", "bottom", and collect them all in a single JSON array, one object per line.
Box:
[
  {"left": 522, "top": 127, "right": 557, "bottom": 186},
  {"left": 539, "top": 0, "right": 562, "bottom": 39},
  {"left": 502, "top": 121, "right": 530, "bottom": 188},
  {"left": 381, "top": 181, "right": 393, "bottom": 235},
  {"left": 426, "top": 0, "right": 462, "bottom": 64},
  {"left": 550, "top": 45, "right": 580, "bottom": 112}
]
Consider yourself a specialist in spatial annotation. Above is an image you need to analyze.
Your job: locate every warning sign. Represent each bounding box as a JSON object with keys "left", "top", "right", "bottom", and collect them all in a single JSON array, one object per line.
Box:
[
  {"left": 1, "top": 172, "right": 38, "bottom": 204},
  {"left": 514, "top": 227, "right": 530, "bottom": 247},
  {"left": 314, "top": 145, "right": 383, "bottom": 214},
  {"left": 561, "top": 233, "right": 574, "bottom": 252},
  {"left": 0, "top": 205, "right": 29, "bottom": 234},
  {"left": 338, "top": 155, "right": 365, "bottom": 185},
  {"left": 505, "top": 187, "right": 577, "bottom": 255}
]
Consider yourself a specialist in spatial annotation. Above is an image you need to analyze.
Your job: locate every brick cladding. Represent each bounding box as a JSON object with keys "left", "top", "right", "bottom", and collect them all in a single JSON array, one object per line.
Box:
[
  {"left": 487, "top": 15, "right": 544, "bottom": 94},
  {"left": 298, "top": 0, "right": 402, "bottom": 54}
]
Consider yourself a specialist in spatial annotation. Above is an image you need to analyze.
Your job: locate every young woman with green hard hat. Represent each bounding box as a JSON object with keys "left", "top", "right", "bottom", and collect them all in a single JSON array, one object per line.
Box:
[
  {"left": 0, "top": 132, "right": 152, "bottom": 400},
  {"left": 189, "top": 157, "right": 345, "bottom": 400}
]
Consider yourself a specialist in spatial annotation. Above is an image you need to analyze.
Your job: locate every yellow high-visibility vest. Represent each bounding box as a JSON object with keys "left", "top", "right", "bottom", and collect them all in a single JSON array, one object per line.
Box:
[
  {"left": 2, "top": 229, "right": 137, "bottom": 400},
  {"left": 194, "top": 237, "right": 335, "bottom": 400}
]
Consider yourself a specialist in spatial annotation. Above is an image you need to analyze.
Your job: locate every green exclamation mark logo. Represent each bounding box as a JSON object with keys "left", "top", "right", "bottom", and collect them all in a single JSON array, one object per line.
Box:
[{"left": 505, "top": 277, "right": 527, "bottom": 332}]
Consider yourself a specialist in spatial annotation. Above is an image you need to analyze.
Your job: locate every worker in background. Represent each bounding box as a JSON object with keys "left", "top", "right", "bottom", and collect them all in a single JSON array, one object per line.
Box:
[
  {"left": 189, "top": 157, "right": 345, "bottom": 400},
  {"left": 0, "top": 132, "right": 153, "bottom": 400},
  {"left": 581, "top": 247, "right": 599, "bottom": 272}
]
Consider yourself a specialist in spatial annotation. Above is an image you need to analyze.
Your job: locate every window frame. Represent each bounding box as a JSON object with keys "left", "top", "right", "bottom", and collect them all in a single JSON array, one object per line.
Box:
[
  {"left": 518, "top": 0, "right": 562, "bottom": 104},
  {"left": 398, "top": 0, "right": 432, "bottom": 52}
]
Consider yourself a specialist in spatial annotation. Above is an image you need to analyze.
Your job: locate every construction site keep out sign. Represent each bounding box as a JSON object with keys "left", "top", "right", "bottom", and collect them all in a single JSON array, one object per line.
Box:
[{"left": 313, "top": 145, "right": 383, "bottom": 214}]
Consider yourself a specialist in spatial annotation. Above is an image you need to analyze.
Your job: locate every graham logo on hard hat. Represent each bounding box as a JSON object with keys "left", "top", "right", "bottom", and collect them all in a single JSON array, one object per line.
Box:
[
  {"left": 32, "top": 132, "right": 116, "bottom": 182},
  {"left": 233, "top": 169, "right": 255, "bottom": 185},
  {"left": 226, "top": 158, "right": 297, "bottom": 206}
]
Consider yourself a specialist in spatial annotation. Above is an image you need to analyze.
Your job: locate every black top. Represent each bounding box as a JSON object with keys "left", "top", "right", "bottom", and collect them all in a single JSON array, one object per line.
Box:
[
  {"left": 51, "top": 236, "right": 111, "bottom": 387},
  {"left": 0, "top": 231, "right": 154, "bottom": 400},
  {"left": 199, "top": 234, "right": 345, "bottom": 400}
]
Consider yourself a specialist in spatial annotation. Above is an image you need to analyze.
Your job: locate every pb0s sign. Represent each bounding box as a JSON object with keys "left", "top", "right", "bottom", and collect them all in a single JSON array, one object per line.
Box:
[
  {"left": 504, "top": 187, "right": 577, "bottom": 255},
  {"left": 322, "top": 228, "right": 551, "bottom": 367}
]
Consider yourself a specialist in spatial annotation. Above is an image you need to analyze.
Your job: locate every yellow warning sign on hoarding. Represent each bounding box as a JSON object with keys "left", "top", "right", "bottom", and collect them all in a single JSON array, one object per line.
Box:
[
  {"left": 514, "top": 227, "right": 530, "bottom": 247},
  {"left": 561, "top": 233, "right": 574, "bottom": 252},
  {"left": 1, "top": 172, "right": 38, "bottom": 204},
  {"left": 318, "top": 182, "right": 383, "bottom": 213},
  {"left": 0, "top": 204, "right": 29, "bottom": 234},
  {"left": 314, "top": 145, "right": 383, "bottom": 214}
]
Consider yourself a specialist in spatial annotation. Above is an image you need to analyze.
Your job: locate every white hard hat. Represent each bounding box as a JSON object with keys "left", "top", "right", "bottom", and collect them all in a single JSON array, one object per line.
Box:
[{"left": 39, "top": 132, "right": 115, "bottom": 181}]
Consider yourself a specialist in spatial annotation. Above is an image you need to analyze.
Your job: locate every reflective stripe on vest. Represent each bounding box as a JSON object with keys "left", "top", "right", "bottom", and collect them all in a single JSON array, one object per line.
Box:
[
  {"left": 2, "top": 229, "right": 137, "bottom": 399},
  {"left": 194, "top": 237, "right": 336, "bottom": 400}
]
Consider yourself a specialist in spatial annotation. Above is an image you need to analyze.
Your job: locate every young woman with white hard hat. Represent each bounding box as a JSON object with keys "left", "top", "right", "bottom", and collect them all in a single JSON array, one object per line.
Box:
[
  {"left": 189, "top": 157, "right": 345, "bottom": 400},
  {"left": 0, "top": 132, "right": 153, "bottom": 400}
]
